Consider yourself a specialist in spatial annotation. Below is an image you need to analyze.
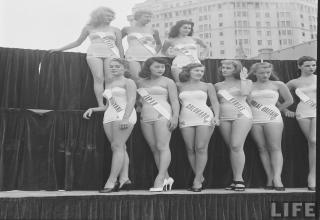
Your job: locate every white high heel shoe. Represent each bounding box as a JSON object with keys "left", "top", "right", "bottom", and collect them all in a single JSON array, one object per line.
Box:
[
  {"left": 149, "top": 179, "right": 168, "bottom": 192},
  {"left": 165, "top": 177, "right": 174, "bottom": 191}
]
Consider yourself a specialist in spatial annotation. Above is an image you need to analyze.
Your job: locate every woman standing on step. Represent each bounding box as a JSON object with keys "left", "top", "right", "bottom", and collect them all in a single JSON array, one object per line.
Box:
[
  {"left": 282, "top": 56, "right": 317, "bottom": 191},
  {"left": 161, "top": 20, "right": 209, "bottom": 82},
  {"left": 137, "top": 57, "right": 179, "bottom": 192},
  {"left": 83, "top": 58, "right": 136, "bottom": 193},
  {"left": 248, "top": 62, "right": 293, "bottom": 191},
  {"left": 121, "top": 10, "right": 162, "bottom": 82},
  {"left": 215, "top": 60, "right": 253, "bottom": 191},
  {"left": 177, "top": 63, "right": 220, "bottom": 192},
  {"left": 51, "top": 7, "right": 124, "bottom": 106}
]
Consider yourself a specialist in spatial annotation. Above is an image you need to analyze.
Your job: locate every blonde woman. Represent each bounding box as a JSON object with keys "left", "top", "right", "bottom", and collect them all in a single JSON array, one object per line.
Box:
[
  {"left": 215, "top": 60, "right": 252, "bottom": 191},
  {"left": 51, "top": 7, "right": 124, "bottom": 106},
  {"left": 83, "top": 59, "right": 136, "bottom": 193},
  {"left": 248, "top": 62, "right": 293, "bottom": 191}
]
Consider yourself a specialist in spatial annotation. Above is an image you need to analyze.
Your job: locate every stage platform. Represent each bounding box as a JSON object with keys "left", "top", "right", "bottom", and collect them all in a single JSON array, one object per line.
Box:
[{"left": 0, "top": 189, "right": 315, "bottom": 220}]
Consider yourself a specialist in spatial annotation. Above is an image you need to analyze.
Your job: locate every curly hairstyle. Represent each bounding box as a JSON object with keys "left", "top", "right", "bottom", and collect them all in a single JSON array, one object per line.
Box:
[
  {"left": 109, "top": 58, "right": 130, "bottom": 77},
  {"left": 297, "top": 56, "right": 316, "bottom": 66},
  {"left": 139, "top": 57, "right": 169, "bottom": 78},
  {"left": 219, "top": 60, "right": 243, "bottom": 80},
  {"left": 247, "top": 62, "right": 279, "bottom": 81},
  {"left": 179, "top": 63, "right": 205, "bottom": 82},
  {"left": 134, "top": 10, "right": 153, "bottom": 20},
  {"left": 87, "top": 7, "right": 115, "bottom": 27},
  {"left": 168, "top": 20, "right": 194, "bottom": 38}
]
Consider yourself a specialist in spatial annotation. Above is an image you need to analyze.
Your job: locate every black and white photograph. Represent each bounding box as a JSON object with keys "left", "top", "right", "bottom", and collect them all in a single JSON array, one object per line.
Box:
[{"left": 0, "top": 0, "right": 318, "bottom": 219}]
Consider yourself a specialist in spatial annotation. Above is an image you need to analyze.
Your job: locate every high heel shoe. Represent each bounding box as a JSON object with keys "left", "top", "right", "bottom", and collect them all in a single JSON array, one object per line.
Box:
[
  {"left": 165, "top": 177, "right": 174, "bottom": 191},
  {"left": 99, "top": 181, "right": 120, "bottom": 193},
  {"left": 308, "top": 186, "right": 315, "bottom": 191},
  {"left": 149, "top": 179, "right": 168, "bottom": 192},
  {"left": 119, "top": 179, "right": 133, "bottom": 191}
]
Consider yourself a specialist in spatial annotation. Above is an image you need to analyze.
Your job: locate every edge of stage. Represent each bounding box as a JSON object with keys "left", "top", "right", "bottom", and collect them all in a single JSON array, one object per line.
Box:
[{"left": 0, "top": 189, "right": 316, "bottom": 220}]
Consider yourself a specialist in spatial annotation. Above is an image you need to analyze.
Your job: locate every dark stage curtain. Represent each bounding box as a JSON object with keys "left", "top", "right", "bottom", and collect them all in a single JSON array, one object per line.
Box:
[
  {"left": 0, "top": 47, "right": 300, "bottom": 109},
  {"left": 0, "top": 47, "right": 311, "bottom": 190},
  {"left": 0, "top": 193, "right": 315, "bottom": 220},
  {"left": 0, "top": 109, "right": 309, "bottom": 190}
]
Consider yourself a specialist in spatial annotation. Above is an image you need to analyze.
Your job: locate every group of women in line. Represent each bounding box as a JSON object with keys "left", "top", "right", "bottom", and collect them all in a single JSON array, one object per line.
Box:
[{"left": 52, "top": 7, "right": 317, "bottom": 193}]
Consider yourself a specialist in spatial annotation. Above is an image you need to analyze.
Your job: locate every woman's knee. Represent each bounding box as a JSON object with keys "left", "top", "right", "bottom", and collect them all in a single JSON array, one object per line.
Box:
[
  {"left": 155, "top": 143, "right": 170, "bottom": 152},
  {"left": 268, "top": 144, "right": 282, "bottom": 152},
  {"left": 256, "top": 145, "right": 268, "bottom": 153},
  {"left": 229, "top": 143, "right": 243, "bottom": 152},
  {"left": 195, "top": 143, "right": 208, "bottom": 154}
]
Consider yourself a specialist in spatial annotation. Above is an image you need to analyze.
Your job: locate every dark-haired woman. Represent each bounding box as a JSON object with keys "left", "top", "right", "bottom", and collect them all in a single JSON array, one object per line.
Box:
[
  {"left": 177, "top": 63, "right": 220, "bottom": 192},
  {"left": 161, "top": 20, "right": 209, "bottom": 82},
  {"left": 282, "top": 56, "right": 317, "bottom": 191},
  {"left": 248, "top": 62, "right": 293, "bottom": 191},
  {"left": 83, "top": 58, "right": 136, "bottom": 193},
  {"left": 137, "top": 57, "right": 180, "bottom": 192},
  {"left": 214, "top": 60, "right": 252, "bottom": 191},
  {"left": 121, "top": 10, "right": 162, "bottom": 81}
]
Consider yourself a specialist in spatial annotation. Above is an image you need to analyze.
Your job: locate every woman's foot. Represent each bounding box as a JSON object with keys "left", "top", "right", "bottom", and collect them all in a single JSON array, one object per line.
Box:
[
  {"left": 119, "top": 179, "right": 133, "bottom": 191},
  {"left": 233, "top": 181, "right": 245, "bottom": 191},
  {"left": 99, "top": 181, "right": 119, "bottom": 193},
  {"left": 165, "top": 177, "right": 174, "bottom": 191}
]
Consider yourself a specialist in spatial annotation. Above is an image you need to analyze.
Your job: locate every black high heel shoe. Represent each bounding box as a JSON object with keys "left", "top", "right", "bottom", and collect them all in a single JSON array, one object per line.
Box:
[
  {"left": 99, "top": 181, "right": 120, "bottom": 193},
  {"left": 119, "top": 180, "right": 133, "bottom": 191}
]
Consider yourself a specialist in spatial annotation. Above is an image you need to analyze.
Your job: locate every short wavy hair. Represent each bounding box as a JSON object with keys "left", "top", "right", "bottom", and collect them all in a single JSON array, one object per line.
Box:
[
  {"left": 109, "top": 58, "right": 130, "bottom": 77},
  {"left": 247, "top": 62, "right": 279, "bottom": 81},
  {"left": 134, "top": 10, "right": 153, "bottom": 20},
  {"left": 87, "top": 7, "right": 115, "bottom": 27},
  {"left": 179, "top": 63, "right": 205, "bottom": 82},
  {"left": 168, "top": 20, "right": 194, "bottom": 38},
  {"left": 219, "top": 60, "right": 243, "bottom": 80},
  {"left": 139, "top": 57, "right": 169, "bottom": 78},
  {"left": 297, "top": 56, "right": 316, "bottom": 66}
]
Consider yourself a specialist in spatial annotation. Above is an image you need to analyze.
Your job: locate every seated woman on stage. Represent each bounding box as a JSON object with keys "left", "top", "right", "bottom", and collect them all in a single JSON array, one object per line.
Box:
[
  {"left": 282, "top": 56, "right": 317, "bottom": 191},
  {"left": 177, "top": 63, "right": 220, "bottom": 192},
  {"left": 214, "top": 60, "right": 252, "bottom": 191},
  {"left": 137, "top": 57, "right": 179, "bottom": 192},
  {"left": 161, "top": 20, "right": 209, "bottom": 82},
  {"left": 51, "top": 7, "right": 124, "bottom": 106},
  {"left": 83, "top": 58, "right": 136, "bottom": 193},
  {"left": 248, "top": 62, "right": 293, "bottom": 191},
  {"left": 121, "top": 10, "right": 162, "bottom": 82}
]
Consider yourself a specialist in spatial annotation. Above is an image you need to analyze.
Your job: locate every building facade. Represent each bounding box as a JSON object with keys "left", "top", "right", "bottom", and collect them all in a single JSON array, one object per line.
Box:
[{"left": 132, "top": 0, "right": 318, "bottom": 58}]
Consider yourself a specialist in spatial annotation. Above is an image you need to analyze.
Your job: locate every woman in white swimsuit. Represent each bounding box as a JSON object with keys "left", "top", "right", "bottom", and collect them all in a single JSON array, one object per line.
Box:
[
  {"left": 282, "top": 56, "right": 317, "bottom": 191},
  {"left": 161, "top": 20, "right": 209, "bottom": 82},
  {"left": 83, "top": 58, "right": 136, "bottom": 193},
  {"left": 177, "top": 63, "right": 220, "bottom": 192},
  {"left": 121, "top": 10, "right": 162, "bottom": 82},
  {"left": 51, "top": 7, "right": 124, "bottom": 106},
  {"left": 248, "top": 62, "right": 293, "bottom": 191}
]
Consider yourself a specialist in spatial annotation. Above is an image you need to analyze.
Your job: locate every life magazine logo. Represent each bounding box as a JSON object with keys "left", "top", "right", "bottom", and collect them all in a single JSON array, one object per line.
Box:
[{"left": 270, "top": 201, "right": 316, "bottom": 218}]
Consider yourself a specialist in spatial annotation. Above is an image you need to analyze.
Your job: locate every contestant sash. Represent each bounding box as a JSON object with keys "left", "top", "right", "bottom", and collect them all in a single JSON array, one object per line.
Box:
[
  {"left": 137, "top": 88, "right": 171, "bottom": 120},
  {"left": 250, "top": 100, "right": 280, "bottom": 120},
  {"left": 130, "top": 33, "right": 157, "bottom": 55},
  {"left": 219, "top": 90, "right": 251, "bottom": 118},
  {"left": 295, "top": 88, "right": 316, "bottom": 108},
  {"left": 103, "top": 89, "right": 125, "bottom": 119},
  {"left": 95, "top": 32, "right": 120, "bottom": 57},
  {"left": 183, "top": 103, "right": 213, "bottom": 124}
]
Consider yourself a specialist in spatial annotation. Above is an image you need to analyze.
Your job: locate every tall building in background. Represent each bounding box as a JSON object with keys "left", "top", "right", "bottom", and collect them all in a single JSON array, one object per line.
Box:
[{"left": 132, "top": 0, "right": 318, "bottom": 58}]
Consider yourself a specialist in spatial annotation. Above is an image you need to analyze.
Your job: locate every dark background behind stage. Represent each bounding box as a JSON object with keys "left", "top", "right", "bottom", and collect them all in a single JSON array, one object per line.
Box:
[{"left": 0, "top": 47, "right": 309, "bottom": 190}]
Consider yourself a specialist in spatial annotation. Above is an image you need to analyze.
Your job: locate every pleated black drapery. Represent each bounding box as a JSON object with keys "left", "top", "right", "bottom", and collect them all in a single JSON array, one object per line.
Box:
[
  {"left": 0, "top": 47, "right": 310, "bottom": 190},
  {"left": 0, "top": 108, "right": 309, "bottom": 190},
  {"left": 0, "top": 193, "right": 315, "bottom": 220}
]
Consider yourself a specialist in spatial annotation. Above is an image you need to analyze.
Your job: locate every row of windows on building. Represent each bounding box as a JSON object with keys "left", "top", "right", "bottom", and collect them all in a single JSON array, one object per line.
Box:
[{"left": 154, "top": 2, "right": 316, "bottom": 20}]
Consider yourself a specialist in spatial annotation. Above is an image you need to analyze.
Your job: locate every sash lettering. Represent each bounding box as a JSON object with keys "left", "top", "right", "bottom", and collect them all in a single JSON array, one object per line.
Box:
[
  {"left": 250, "top": 100, "right": 279, "bottom": 120},
  {"left": 137, "top": 88, "right": 171, "bottom": 120},
  {"left": 130, "top": 33, "right": 156, "bottom": 55},
  {"left": 296, "top": 88, "right": 316, "bottom": 108},
  {"left": 219, "top": 90, "right": 251, "bottom": 118}
]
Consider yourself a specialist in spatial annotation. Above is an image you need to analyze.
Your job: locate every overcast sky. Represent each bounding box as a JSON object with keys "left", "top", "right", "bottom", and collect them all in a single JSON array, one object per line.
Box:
[{"left": 0, "top": 0, "right": 145, "bottom": 52}]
